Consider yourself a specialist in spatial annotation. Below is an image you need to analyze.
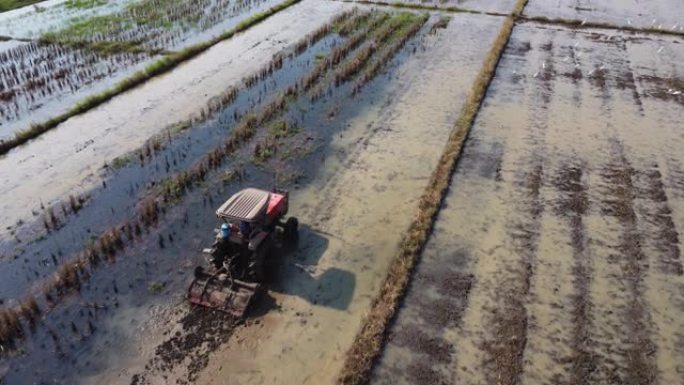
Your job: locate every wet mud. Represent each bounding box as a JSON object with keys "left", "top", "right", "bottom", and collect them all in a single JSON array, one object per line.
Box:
[
  {"left": 0, "top": 5, "right": 505, "bottom": 385},
  {"left": 372, "top": 18, "right": 684, "bottom": 385}
]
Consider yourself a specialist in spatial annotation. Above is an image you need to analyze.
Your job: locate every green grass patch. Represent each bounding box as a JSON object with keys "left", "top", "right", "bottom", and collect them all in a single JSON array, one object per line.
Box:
[
  {"left": 44, "top": 14, "right": 130, "bottom": 41},
  {"left": 64, "top": 0, "right": 107, "bottom": 10},
  {"left": 109, "top": 154, "right": 135, "bottom": 169},
  {"left": 0, "top": 0, "right": 45, "bottom": 12},
  {"left": 147, "top": 281, "right": 165, "bottom": 294},
  {"left": 268, "top": 120, "right": 299, "bottom": 138}
]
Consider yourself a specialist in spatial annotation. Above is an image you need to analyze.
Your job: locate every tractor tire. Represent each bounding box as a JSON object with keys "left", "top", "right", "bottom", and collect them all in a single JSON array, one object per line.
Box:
[
  {"left": 251, "top": 240, "right": 271, "bottom": 282},
  {"left": 252, "top": 257, "right": 265, "bottom": 282},
  {"left": 284, "top": 217, "right": 299, "bottom": 243}
]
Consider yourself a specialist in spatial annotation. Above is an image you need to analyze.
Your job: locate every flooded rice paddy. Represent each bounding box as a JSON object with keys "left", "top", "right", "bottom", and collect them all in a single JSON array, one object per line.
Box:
[
  {"left": 0, "top": 0, "right": 349, "bottom": 246},
  {"left": 1, "top": 2, "right": 504, "bottom": 383},
  {"left": 372, "top": 17, "right": 684, "bottom": 385},
  {"left": 0, "top": 0, "right": 284, "bottom": 137},
  {"left": 1, "top": 0, "right": 683, "bottom": 384}
]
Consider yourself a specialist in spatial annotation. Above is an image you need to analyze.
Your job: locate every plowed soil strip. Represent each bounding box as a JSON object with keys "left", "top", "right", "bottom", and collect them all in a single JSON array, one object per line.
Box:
[
  {"left": 483, "top": 163, "right": 541, "bottom": 385},
  {"left": 599, "top": 138, "right": 657, "bottom": 385},
  {"left": 634, "top": 167, "right": 684, "bottom": 276},
  {"left": 554, "top": 163, "right": 595, "bottom": 384}
]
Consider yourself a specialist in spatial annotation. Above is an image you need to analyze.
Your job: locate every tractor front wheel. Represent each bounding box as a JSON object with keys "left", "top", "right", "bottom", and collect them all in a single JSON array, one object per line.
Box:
[{"left": 284, "top": 217, "right": 299, "bottom": 243}]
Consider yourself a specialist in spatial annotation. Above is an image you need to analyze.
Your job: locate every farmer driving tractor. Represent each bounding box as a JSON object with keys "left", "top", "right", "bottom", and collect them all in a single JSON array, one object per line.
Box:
[{"left": 188, "top": 188, "right": 299, "bottom": 317}]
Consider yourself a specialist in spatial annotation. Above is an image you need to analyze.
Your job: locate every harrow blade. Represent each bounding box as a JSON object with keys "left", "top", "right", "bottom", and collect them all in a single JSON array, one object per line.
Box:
[{"left": 187, "top": 269, "right": 260, "bottom": 317}]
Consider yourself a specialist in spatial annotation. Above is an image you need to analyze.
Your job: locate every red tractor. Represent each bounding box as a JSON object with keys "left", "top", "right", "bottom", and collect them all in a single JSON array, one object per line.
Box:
[{"left": 187, "top": 188, "right": 298, "bottom": 316}]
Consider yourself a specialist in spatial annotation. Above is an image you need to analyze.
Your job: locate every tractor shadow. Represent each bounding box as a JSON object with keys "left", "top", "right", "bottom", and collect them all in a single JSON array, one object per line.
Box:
[{"left": 263, "top": 224, "right": 355, "bottom": 311}]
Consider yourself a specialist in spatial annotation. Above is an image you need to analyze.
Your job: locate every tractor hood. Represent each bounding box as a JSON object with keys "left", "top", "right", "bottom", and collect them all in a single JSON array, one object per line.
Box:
[{"left": 216, "top": 188, "right": 270, "bottom": 222}]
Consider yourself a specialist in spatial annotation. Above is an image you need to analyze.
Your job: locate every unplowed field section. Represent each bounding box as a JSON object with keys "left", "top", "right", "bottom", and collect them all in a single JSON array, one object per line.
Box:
[{"left": 373, "top": 22, "right": 684, "bottom": 385}]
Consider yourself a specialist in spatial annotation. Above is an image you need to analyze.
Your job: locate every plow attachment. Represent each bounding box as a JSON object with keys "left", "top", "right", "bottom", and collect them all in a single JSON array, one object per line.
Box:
[{"left": 187, "top": 268, "right": 260, "bottom": 317}]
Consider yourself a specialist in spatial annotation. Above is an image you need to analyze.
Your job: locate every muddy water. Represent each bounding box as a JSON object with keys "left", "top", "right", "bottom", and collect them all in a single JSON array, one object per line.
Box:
[
  {"left": 187, "top": 12, "right": 505, "bottom": 385},
  {"left": 373, "top": 21, "right": 684, "bottom": 385},
  {"left": 525, "top": 0, "right": 684, "bottom": 30},
  {"left": 0, "top": 0, "right": 351, "bottom": 244}
]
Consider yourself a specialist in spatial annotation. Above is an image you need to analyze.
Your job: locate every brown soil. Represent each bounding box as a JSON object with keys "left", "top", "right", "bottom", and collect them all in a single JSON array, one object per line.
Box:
[
  {"left": 597, "top": 138, "right": 657, "bottom": 385},
  {"left": 390, "top": 323, "right": 453, "bottom": 364},
  {"left": 406, "top": 361, "right": 449, "bottom": 385},
  {"left": 131, "top": 307, "right": 241, "bottom": 384},
  {"left": 482, "top": 163, "right": 542, "bottom": 385},
  {"left": 554, "top": 162, "right": 597, "bottom": 384},
  {"left": 634, "top": 168, "right": 683, "bottom": 275}
]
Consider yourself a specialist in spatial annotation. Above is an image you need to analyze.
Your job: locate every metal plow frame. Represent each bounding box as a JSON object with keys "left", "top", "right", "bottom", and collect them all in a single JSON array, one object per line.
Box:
[{"left": 187, "top": 270, "right": 261, "bottom": 317}]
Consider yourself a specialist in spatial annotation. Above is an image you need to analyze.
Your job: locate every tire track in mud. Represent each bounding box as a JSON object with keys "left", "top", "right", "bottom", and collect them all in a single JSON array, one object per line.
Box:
[
  {"left": 595, "top": 138, "right": 657, "bottom": 385},
  {"left": 552, "top": 162, "right": 596, "bottom": 384}
]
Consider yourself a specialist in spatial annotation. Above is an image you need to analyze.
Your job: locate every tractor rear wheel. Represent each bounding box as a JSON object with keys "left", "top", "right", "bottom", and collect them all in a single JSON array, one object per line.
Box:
[{"left": 284, "top": 217, "right": 299, "bottom": 243}]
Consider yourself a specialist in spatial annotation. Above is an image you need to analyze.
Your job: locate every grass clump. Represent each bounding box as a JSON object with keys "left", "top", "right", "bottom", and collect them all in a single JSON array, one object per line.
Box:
[
  {"left": 269, "top": 120, "right": 299, "bottom": 138},
  {"left": 18, "top": 296, "right": 40, "bottom": 324},
  {"left": 64, "top": 0, "right": 107, "bottom": 9},
  {"left": 429, "top": 15, "right": 451, "bottom": 34},
  {"left": 337, "top": 14, "right": 518, "bottom": 385},
  {"left": 148, "top": 281, "right": 165, "bottom": 294},
  {"left": 0, "top": 307, "right": 22, "bottom": 349}
]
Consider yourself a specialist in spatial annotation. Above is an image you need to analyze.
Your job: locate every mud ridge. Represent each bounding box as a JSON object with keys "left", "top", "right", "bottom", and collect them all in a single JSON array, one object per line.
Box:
[
  {"left": 482, "top": 163, "right": 542, "bottom": 385},
  {"left": 131, "top": 306, "right": 241, "bottom": 384},
  {"left": 634, "top": 166, "right": 684, "bottom": 275},
  {"left": 598, "top": 138, "right": 657, "bottom": 384},
  {"left": 553, "top": 163, "right": 596, "bottom": 384}
]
